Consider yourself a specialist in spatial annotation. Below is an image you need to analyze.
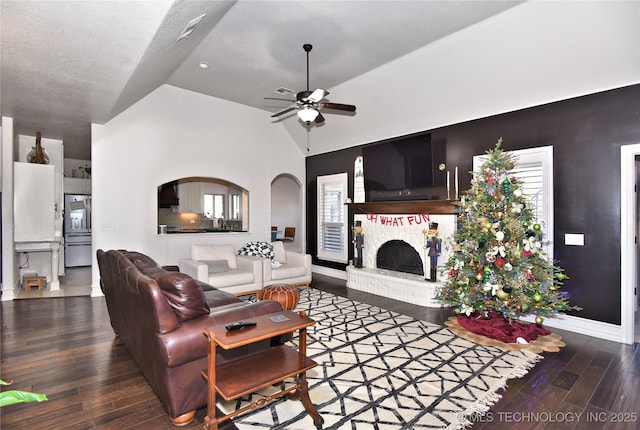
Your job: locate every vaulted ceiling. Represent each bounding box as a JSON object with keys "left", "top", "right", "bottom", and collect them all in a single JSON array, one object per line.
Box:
[{"left": 1, "top": 0, "right": 520, "bottom": 159}]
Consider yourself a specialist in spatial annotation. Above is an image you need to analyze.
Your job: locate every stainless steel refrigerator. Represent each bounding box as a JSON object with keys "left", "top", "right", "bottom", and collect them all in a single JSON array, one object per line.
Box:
[{"left": 64, "top": 194, "right": 91, "bottom": 267}]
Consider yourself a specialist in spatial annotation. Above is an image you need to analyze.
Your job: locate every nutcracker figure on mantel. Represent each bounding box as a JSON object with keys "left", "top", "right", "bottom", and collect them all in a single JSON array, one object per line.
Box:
[
  {"left": 423, "top": 222, "right": 441, "bottom": 282},
  {"left": 352, "top": 221, "right": 364, "bottom": 268}
]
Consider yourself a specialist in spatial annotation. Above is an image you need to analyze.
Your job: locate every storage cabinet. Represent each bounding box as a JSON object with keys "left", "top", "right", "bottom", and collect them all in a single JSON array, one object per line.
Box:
[{"left": 178, "top": 181, "right": 202, "bottom": 213}]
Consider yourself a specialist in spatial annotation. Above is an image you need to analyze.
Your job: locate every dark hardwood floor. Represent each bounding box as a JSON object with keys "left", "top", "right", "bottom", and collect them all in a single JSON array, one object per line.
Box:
[{"left": 1, "top": 273, "right": 638, "bottom": 429}]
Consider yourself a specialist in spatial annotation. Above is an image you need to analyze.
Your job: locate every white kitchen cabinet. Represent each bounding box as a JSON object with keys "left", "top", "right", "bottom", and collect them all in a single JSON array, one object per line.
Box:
[
  {"left": 178, "top": 181, "right": 202, "bottom": 213},
  {"left": 18, "top": 135, "right": 64, "bottom": 238},
  {"left": 14, "top": 162, "right": 56, "bottom": 241},
  {"left": 64, "top": 177, "right": 91, "bottom": 194}
]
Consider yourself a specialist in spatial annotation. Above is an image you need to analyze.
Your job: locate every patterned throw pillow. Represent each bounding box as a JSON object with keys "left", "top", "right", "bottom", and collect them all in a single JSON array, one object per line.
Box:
[
  {"left": 202, "top": 259, "right": 231, "bottom": 273},
  {"left": 237, "top": 241, "right": 275, "bottom": 260}
]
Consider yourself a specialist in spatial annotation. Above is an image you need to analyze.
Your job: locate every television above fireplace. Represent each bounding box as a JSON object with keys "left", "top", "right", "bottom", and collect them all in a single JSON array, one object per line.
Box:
[{"left": 362, "top": 132, "right": 445, "bottom": 202}]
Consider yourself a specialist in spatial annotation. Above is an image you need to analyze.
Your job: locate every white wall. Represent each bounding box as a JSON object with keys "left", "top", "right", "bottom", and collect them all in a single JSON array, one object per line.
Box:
[
  {"left": 91, "top": 85, "right": 304, "bottom": 291},
  {"left": 283, "top": 1, "right": 640, "bottom": 155},
  {"left": 1, "top": 117, "right": 15, "bottom": 298}
]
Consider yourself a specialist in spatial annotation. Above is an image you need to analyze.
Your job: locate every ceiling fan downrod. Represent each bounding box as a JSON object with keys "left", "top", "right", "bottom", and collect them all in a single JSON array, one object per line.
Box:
[{"left": 303, "top": 43, "right": 312, "bottom": 92}]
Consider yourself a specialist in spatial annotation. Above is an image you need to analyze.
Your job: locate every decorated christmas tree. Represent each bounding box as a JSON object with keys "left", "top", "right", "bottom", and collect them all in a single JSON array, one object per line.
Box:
[{"left": 438, "top": 139, "right": 580, "bottom": 330}]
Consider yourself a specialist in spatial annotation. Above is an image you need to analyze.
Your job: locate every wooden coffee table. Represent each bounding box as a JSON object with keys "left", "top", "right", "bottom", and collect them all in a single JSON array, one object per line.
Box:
[{"left": 202, "top": 310, "right": 323, "bottom": 430}]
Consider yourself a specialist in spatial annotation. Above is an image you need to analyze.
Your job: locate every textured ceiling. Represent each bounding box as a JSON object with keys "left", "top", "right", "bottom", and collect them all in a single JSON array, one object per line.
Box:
[{"left": 0, "top": 0, "right": 520, "bottom": 159}]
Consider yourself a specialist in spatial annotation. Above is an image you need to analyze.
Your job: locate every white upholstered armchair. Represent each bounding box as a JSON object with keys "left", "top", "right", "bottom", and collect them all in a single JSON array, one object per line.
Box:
[
  {"left": 178, "top": 244, "right": 263, "bottom": 295},
  {"left": 262, "top": 241, "right": 312, "bottom": 288}
]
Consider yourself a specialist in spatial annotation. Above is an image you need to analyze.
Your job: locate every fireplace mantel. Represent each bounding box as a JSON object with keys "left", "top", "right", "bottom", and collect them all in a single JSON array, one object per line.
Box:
[{"left": 347, "top": 199, "right": 460, "bottom": 215}]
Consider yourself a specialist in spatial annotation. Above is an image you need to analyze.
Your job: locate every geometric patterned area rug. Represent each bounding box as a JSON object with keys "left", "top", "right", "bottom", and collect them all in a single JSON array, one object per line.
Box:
[{"left": 223, "top": 289, "right": 541, "bottom": 429}]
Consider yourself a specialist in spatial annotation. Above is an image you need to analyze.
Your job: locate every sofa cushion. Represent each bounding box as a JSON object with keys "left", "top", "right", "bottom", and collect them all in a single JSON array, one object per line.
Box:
[
  {"left": 150, "top": 270, "right": 210, "bottom": 321},
  {"left": 271, "top": 264, "right": 307, "bottom": 280},
  {"left": 203, "top": 259, "right": 231, "bottom": 273},
  {"left": 238, "top": 241, "right": 274, "bottom": 260},
  {"left": 191, "top": 244, "right": 238, "bottom": 270},
  {"left": 271, "top": 241, "right": 287, "bottom": 264},
  {"left": 127, "top": 251, "right": 160, "bottom": 269},
  {"left": 207, "top": 270, "right": 255, "bottom": 289},
  {"left": 203, "top": 289, "right": 243, "bottom": 307}
]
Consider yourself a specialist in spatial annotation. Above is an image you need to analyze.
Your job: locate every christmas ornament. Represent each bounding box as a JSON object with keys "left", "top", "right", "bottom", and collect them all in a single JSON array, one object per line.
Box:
[
  {"left": 495, "top": 289, "right": 509, "bottom": 300},
  {"left": 535, "top": 316, "right": 543, "bottom": 325}
]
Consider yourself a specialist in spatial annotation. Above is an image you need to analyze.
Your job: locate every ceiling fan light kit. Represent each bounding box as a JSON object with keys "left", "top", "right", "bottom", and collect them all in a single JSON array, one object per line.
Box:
[
  {"left": 267, "top": 43, "right": 356, "bottom": 125},
  {"left": 297, "top": 106, "right": 319, "bottom": 123}
]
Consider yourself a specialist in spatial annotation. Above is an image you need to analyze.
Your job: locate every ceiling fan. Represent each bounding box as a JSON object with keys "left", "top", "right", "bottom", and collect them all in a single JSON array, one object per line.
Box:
[{"left": 267, "top": 44, "right": 356, "bottom": 124}]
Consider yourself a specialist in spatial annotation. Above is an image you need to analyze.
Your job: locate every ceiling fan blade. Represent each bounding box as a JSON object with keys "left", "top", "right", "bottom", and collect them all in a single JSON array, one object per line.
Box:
[
  {"left": 308, "top": 88, "right": 328, "bottom": 103},
  {"left": 264, "top": 97, "right": 296, "bottom": 102},
  {"left": 322, "top": 102, "right": 356, "bottom": 112},
  {"left": 315, "top": 112, "right": 325, "bottom": 124},
  {"left": 271, "top": 107, "right": 296, "bottom": 118}
]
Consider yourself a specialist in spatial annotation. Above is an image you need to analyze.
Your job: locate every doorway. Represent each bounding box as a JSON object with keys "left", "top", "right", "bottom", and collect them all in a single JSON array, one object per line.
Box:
[
  {"left": 620, "top": 144, "right": 639, "bottom": 344},
  {"left": 271, "top": 174, "right": 303, "bottom": 252}
]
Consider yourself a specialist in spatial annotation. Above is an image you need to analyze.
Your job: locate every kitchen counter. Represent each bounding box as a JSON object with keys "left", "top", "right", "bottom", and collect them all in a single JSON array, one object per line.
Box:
[{"left": 165, "top": 228, "right": 240, "bottom": 234}]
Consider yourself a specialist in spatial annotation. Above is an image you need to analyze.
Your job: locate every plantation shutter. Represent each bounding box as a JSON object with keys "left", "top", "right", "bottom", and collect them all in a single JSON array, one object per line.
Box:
[
  {"left": 317, "top": 173, "right": 348, "bottom": 262},
  {"left": 474, "top": 145, "right": 554, "bottom": 258},
  {"left": 510, "top": 161, "right": 544, "bottom": 224}
]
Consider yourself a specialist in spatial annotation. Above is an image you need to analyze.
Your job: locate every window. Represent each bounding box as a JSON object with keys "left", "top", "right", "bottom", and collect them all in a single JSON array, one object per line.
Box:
[
  {"left": 214, "top": 195, "right": 224, "bottom": 219},
  {"left": 230, "top": 194, "right": 240, "bottom": 219},
  {"left": 204, "top": 194, "right": 213, "bottom": 219},
  {"left": 473, "top": 146, "right": 554, "bottom": 257},
  {"left": 317, "top": 173, "right": 348, "bottom": 263},
  {"left": 204, "top": 193, "right": 224, "bottom": 220}
]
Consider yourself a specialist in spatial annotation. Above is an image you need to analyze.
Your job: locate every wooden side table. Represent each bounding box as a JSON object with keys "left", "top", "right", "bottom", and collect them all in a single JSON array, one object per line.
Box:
[
  {"left": 202, "top": 310, "right": 323, "bottom": 430},
  {"left": 24, "top": 276, "right": 46, "bottom": 290}
]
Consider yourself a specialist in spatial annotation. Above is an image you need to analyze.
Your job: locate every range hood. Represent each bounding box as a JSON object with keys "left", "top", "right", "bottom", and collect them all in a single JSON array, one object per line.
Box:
[{"left": 158, "top": 181, "right": 179, "bottom": 208}]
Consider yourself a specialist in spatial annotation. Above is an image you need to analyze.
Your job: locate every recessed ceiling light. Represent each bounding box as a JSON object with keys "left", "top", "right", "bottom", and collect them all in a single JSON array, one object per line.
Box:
[{"left": 198, "top": 62, "right": 209, "bottom": 69}]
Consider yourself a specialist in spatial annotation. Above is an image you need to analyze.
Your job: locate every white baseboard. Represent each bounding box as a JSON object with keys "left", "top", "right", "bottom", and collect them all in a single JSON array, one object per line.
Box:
[
  {"left": 310, "top": 265, "right": 631, "bottom": 344},
  {"left": 311, "top": 265, "right": 346, "bottom": 280},
  {"left": 519, "top": 313, "right": 628, "bottom": 344}
]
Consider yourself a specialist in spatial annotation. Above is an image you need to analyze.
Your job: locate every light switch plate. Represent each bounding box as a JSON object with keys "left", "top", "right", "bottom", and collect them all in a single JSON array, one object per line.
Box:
[{"left": 564, "top": 233, "right": 584, "bottom": 246}]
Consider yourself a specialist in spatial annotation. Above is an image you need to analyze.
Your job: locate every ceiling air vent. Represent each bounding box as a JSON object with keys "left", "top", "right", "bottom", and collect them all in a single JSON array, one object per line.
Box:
[
  {"left": 275, "top": 87, "right": 295, "bottom": 96},
  {"left": 177, "top": 13, "right": 207, "bottom": 41}
]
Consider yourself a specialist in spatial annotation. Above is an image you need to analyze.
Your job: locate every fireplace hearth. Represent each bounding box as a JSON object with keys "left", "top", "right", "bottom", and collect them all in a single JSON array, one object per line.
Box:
[{"left": 376, "top": 240, "right": 423, "bottom": 276}]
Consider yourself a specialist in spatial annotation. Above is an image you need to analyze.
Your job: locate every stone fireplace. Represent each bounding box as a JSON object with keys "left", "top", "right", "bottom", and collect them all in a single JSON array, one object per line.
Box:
[{"left": 346, "top": 212, "right": 456, "bottom": 307}]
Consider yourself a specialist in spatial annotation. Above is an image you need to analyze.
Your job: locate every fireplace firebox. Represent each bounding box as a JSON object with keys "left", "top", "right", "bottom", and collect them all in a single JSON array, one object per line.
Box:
[{"left": 376, "top": 240, "right": 423, "bottom": 276}]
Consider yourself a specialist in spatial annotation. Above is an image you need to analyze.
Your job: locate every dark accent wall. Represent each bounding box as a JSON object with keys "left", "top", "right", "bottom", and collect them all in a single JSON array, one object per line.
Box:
[{"left": 306, "top": 84, "right": 640, "bottom": 325}]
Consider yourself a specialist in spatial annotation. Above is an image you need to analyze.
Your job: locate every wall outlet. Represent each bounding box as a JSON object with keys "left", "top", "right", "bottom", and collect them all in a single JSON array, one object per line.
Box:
[
  {"left": 190, "top": 219, "right": 195, "bottom": 224},
  {"left": 564, "top": 233, "right": 584, "bottom": 246}
]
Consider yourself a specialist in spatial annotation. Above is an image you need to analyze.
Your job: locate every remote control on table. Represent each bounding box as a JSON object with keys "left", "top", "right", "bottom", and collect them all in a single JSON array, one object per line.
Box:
[{"left": 225, "top": 321, "right": 257, "bottom": 331}]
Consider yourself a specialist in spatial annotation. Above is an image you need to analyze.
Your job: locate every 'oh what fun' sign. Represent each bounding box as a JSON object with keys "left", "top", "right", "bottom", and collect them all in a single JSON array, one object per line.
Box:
[{"left": 365, "top": 213, "right": 431, "bottom": 227}]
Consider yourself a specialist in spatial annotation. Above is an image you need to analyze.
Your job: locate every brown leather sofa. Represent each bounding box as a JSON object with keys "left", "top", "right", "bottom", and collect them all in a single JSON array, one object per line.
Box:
[{"left": 96, "top": 249, "right": 284, "bottom": 426}]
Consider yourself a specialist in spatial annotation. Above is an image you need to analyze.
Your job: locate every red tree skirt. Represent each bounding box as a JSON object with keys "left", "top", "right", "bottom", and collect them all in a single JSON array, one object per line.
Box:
[{"left": 457, "top": 312, "right": 551, "bottom": 344}]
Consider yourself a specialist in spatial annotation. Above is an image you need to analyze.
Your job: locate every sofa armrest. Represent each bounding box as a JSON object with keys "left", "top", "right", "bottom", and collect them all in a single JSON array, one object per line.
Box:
[
  {"left": 236, "top": 255, "right": 263, "bottom": 284},
  {"left": 262, "top": 257, "right": 273, "bottom": 281},
  {"left": 178, "top": 258, "right": 208, "bottom": 283},
  {"left": 158, "top": 299, "right": 284, "bottom": 368},
  {"left": 285, "top": 252, "right": 312, "bottom": 277}
]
